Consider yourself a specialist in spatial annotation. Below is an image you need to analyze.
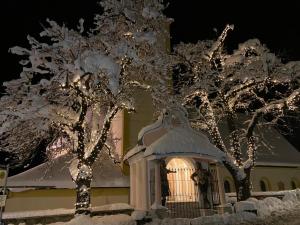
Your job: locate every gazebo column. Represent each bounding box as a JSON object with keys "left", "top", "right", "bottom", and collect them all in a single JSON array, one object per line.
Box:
[
  {"left": 154, "top": 159, "right": 162, "bottom": 205},
  {"left": 130, "top": 162, "right": 137, "bottom": 207},
  {"left": 216, "top": 164, "right": 226, "bottom": 205},
  {"left": 135, "top": 162, "right": 142, "bottom": 209},
  {"left": 140, "top": 158, "right": 149, "bottom": 210}
]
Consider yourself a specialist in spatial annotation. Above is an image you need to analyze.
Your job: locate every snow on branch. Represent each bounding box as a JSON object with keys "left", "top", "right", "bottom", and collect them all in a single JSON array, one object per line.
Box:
[
  {"left": 172, "top": 25, "right": 300, "bottom": 199},
  {"left": 204, "top": 24, "right": 234, "bottom": 62}
]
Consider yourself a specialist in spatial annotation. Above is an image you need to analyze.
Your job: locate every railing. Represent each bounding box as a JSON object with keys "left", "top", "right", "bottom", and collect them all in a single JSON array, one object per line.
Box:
[
  {"left": 167, "top": 168, "right": 198, "bottom": 203},
  {"left": 226, "top": 191, "right": 286, "bottom": 200},
  {"left": 166, "top": 168, "right": 201, "bottom": 218},
  {"left": 164, "top": 167, "right": 220, "bottom": 218}
]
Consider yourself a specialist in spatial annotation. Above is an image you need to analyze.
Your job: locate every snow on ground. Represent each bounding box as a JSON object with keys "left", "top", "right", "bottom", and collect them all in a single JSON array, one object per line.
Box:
[
  {"left": 236, "top": 189, "right": 300, "bottom": 218},
  {"left": 4, "top": 208, "right": 74, "bottom": 220},
  {"left": 240, "top": 204, "right": 300, "bottom": 225},
  {"left": 42, "top": 211, "right": 256, "bottom": 225},
  {"left": 47, "top": 214, "right": 135, "bottom": 225},
  {"left": 147, "top": 212, "right": 257, "bottom": 225},
  {"left": 93, "top": 203, "right": 133, "bottom": 212},
  {"left": 3, "top": 203, "right": 132, "bottom": 220},
  {"left": 6, "top": 189, "right": 300, "bottom": 225}
]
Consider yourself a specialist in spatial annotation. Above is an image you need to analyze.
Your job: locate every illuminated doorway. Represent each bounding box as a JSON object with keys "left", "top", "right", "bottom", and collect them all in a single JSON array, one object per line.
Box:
[{"left": 166, "top": 158, "right": 197, "bottom": 202}]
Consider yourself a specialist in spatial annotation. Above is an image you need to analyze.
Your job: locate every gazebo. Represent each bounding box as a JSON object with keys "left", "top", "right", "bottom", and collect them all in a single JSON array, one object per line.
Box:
[{"left": 124, "top": 107, "right": 226, "bottom": 217}]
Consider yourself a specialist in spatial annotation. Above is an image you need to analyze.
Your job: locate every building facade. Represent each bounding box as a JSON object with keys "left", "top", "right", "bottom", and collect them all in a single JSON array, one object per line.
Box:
[{"left": 4, "top": 101, "right": 300, "bottom": 213}]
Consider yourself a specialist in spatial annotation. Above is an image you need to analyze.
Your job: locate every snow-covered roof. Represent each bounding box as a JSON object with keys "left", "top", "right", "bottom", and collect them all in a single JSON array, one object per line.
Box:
[
  {"left": 218, "top": 115, "right": 300, "bottom": 167},
  {"left": 7, "top": 153, "right": 129, "bottom": 190},
  {"left": 123, "top": 145, "right": 146, "bottom": 161},
  {"left": 144, "top": 126, "right": 224, "bottom": 160},
  {"left": 254, "top": 126, "right": 300, "bottom": 166},
  {"left": 124, "top": 107, "right": 225, "bottom": 161}
]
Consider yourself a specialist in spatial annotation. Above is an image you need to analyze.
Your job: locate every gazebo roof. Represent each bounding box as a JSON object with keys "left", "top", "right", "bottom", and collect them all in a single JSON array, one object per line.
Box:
[
  {"left": 124, "top": 107, "right": 224, "bottom": 162},
  {"left": 144, "top": 126, "right": 224, "bottom": 161}
]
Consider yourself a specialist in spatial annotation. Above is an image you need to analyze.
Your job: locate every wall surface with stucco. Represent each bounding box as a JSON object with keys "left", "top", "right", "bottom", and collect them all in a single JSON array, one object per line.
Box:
[
  {"left": 5, "top": 188, "right": 129, "bottom": 212},
  {"left": 220, "top": 166, "right": 300, "bottom": 193}
]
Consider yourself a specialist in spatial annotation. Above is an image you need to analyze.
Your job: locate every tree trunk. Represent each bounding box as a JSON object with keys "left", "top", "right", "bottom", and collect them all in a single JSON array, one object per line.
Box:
[
  {"left": 75, "top": 163, "right": 92, "bottom": 215},
  {"left": 233, "top": 171, "right": 251, "bottom": 201}
]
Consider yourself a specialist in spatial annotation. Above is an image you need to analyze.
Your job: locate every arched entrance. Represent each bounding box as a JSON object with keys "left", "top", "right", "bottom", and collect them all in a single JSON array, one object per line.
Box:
[
  {"left": 164, "top": 157, "right": 219, "bottom": 217},
  {"left": 163, "top": 158, "right": 222, "bottom": 217},
  {"left": 166, "top": 158, "right": 197, "bottom": 202}
]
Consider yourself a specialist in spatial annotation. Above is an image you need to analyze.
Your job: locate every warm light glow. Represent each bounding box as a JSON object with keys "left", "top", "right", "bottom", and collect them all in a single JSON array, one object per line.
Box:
[{"left": 167, "top": 158, "right": 197, "bottom": 202}]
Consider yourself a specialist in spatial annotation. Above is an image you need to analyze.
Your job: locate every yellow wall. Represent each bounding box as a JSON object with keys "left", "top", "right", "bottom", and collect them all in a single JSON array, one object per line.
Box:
[
  {"left": 123, "top": 90, "right": 155, "bottom": 152},
  {"left": 123, "top": 90, "right": 155, "bottom": 175},
  {"left": 5, "top": 188, "right": 129, "bottom": 212},
  {"left": 220, "top": 166, "right": 300, "bottom": 192},
  {"left": 251, "top": 166, "right": 300, "bottom": 191}
]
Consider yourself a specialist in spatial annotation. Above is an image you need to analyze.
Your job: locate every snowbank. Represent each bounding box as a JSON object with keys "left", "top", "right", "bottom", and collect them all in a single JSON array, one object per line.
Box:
[
  {"left": 146, "top": 212, "right": 256, "bottom": 225},
  {"left": 3, "top": 203, "right": 132, "bottom": 220},
  {"left": 47, "top": 214, "right": 135, "bottom": 225},
  {"left": 131, "top": 210, "right": 147, "bottom": 221},
  {"left": 93, "top": 203, "right": 133, "bottom": 212},
  {"left": 234, "top": 200, "right": 257, "bottom": 214},
  {"left": 8, "top": 190, "right": 300, "bottom": 225},
  {"left": 4, "top": 208, "right": 74, "bottom": 220},
  {"left": 247, "top": 189, "right": 300, "bottom": 218}
]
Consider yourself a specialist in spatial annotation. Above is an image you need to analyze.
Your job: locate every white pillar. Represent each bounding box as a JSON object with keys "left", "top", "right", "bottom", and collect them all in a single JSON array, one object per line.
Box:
[
  {"left": 216, "top": 164, "right": 226, "bottom": 205},
  {"left": 130, "top": 163, "right": 137, "bottom": 207},
  {"left": 154, "top": 160, "right": 162, "bottom": 205},
  {"left": 135, "top": 162, "right": 142, "bottom": 209},
  {"left": 140, "top": 159, "right": 149, "bottom": 210}
]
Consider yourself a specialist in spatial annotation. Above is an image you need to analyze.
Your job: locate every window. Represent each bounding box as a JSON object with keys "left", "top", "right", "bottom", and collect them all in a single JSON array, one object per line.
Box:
[
  {"left": 260, "top": 180, "right": 267, "bottom": 192},
  {"left": 224, "top": 180, "right": 231, "bottom": 193},
  {"left": 291, "top": 181, "right": 297, "bottom": 189},
  {"left": 277, "top": 181, "right": 285, "bottom": 191}
]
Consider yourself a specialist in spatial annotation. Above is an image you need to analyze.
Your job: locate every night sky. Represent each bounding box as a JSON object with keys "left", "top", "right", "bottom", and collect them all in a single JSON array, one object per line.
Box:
[{"left": 1, "top": 0, "right": 300, "bottom": 149}]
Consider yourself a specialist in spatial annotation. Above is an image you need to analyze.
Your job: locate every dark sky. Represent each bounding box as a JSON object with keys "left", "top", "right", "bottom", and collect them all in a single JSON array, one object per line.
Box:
[
  {"left": 2, "top": 1, "right": 300, "bottom": 80},
  {"left": 1, "top": 0, "right": 300, "bottom": 149}
]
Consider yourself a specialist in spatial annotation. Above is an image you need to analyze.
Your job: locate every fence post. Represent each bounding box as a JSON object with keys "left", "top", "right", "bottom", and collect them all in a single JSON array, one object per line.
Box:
[{"left": 215, "top": 164, "right": 225, "bottom": 205}]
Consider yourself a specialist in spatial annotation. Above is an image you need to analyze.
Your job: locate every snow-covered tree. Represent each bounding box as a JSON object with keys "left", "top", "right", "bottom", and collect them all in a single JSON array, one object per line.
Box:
[
  {"left": 172, "top": 25, "right": 300, "bottom": 201},
  {"left": 0, "top": 76, "right": 58, "bottom": 169},
  {"left": 3, "top": 0, "right": 299, "bottom": 211},
  {"left": 0, "top": 0, "right": 171, "bottom": 215}
]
